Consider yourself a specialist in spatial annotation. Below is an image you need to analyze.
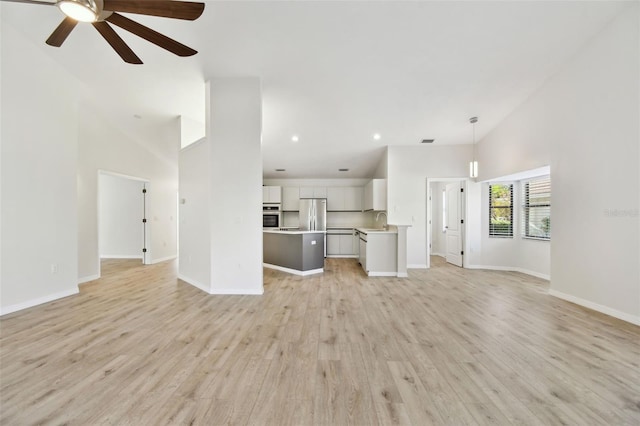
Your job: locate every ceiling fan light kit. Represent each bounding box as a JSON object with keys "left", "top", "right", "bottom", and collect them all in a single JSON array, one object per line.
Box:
[
  {"left": 7, "top": 0, "right": 205, "bottom": 64},
  {"left": 58, "top": 0, "right": 99, "bottom": 23}
]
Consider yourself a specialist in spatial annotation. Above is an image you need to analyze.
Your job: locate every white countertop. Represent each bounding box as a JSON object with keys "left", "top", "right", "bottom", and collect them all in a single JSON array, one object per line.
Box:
[
  {"left": 355, "top": 227, "right": 398, "bottom": 234},
  {"left": 263, "top": 229, "right": 326, "bottom": 235}
]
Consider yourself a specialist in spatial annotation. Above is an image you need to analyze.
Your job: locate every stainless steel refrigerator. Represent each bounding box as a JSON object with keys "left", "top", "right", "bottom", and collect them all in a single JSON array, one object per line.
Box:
[{"left": 299, "top": 198, "right": 327, "bottom": 256}]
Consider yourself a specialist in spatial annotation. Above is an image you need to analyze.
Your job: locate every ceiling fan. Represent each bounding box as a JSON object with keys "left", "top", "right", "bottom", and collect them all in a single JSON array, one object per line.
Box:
[{"left": 4, "top": 0, "right": 205, "bottom": 64}]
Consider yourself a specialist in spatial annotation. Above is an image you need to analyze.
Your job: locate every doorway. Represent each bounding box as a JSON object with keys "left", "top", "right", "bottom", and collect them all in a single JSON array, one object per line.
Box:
[
  {"left": 98, "top": 171, "right": 150, "bottom": 277},
  {"left": 426, "top": 177, "right": 467, "bottom": 269}
]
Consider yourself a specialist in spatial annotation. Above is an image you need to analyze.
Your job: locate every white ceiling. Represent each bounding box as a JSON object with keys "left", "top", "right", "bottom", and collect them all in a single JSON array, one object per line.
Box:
[{"left": 1, "top": 0, "right": 630, "bottom": 178}]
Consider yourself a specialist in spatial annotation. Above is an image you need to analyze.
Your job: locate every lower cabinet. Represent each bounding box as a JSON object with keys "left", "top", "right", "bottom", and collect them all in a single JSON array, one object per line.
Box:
[
  {"left": 359, "top": 232, "right": 397, "bottom": 276},
  {"left": 327, "top": 232, "right": 356, "bottom": 256}
]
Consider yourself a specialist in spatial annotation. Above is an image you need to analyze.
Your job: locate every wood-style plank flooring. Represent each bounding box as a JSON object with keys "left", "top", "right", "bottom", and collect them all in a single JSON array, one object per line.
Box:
[{"left": 1, "top": 257, "right": 639, "bottom": 425}]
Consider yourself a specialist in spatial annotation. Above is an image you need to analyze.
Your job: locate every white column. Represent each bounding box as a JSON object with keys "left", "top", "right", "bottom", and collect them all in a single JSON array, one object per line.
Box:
[
  {"left": 395, "top": 225, "right": 410, "bottom": 278},
  {"left": 207, "top": 78, "right": 264, "bottom": 294}
]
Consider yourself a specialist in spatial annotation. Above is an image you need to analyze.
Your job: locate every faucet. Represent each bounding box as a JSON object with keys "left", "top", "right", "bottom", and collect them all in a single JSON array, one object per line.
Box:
[{"left": 375, "top": 211, "right": 388, "bottom": 230}]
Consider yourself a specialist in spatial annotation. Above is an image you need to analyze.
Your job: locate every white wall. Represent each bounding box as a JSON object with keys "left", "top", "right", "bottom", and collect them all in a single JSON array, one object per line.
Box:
[
  {"left": 77, "top": 102, "right": 179, "bottom": 281},
  {"left": 178, "top": 139, "right": 210, "bottom": 291},
  {"left": 373, "top": 147, "right": 389, "bottom": 179},
  {"left": 476, "top": 5, "right": 639, "bottom": 323},
  {"left": 387, "top": 145, "right": 472, "bottom": 267},
  {"left": 98, "top": 173, "right": 145, "bottom": 259},
  {"left": 1, "top": 21, "right": 80, "bottom": 314},
  {"left": 180, "top": 115, "right": 205, "bottom": 149},
  {"left": 208, "top": 78, "right": 263, "bottom": 294}
]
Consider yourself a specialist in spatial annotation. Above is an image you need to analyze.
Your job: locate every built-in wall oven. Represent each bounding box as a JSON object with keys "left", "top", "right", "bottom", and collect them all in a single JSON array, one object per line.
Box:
[{"left": 263, "top": 204, "right": 282, "bottom": 228}]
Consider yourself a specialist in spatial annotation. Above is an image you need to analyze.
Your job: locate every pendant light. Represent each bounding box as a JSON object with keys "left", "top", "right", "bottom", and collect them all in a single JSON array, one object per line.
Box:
[{"left": 469, "top": 116, "right": 478, "bottom": 178}]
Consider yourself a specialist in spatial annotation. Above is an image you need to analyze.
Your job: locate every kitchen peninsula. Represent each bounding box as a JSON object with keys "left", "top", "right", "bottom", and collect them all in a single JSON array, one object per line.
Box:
[{"left": 263, "top": 229, "right": 325, "bottom": 276}]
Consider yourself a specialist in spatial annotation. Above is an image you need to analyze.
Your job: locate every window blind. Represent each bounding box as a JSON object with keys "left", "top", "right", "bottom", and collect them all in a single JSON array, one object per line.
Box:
[
  {"left": 522, "top": 176, "right": 551, "bottom": 240},
  {"left": 489, "top": 184, "right": 513, "bottom": 237}
]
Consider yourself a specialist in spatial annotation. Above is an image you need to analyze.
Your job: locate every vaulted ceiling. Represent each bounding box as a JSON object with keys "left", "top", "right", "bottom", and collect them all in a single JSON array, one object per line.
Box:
[{"left": 1, "top": 1, "right": 629, "bottom": 177}]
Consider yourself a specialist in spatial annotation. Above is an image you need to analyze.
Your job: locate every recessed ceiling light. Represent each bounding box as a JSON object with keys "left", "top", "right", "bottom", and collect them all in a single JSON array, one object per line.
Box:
[
  {"left": 421, "top": 139, "right": 435, "bottom": 143},
  {"left": 291, "top": 135, "right": 299, "bottom": 142},
  {"left": 275, "top": 169, "right": 286, "bottom": 172},
  {"left": 338, "top": 168, "right": 349, "bottom": 172},
  {"left": 373, "top": 133, "right": 381, "bottom": 140}
]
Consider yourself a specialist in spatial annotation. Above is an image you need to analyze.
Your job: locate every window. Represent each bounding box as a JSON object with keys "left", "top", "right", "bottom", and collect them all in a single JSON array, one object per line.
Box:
[
  {"left": 489, "top": 184, "right": 513, "bottom": 237},
  {"left": 442, "top": 189, "right": 447, "bottom": 232},
  {"left": 522, "top": 176, "right": 551, "bottom": 240}
]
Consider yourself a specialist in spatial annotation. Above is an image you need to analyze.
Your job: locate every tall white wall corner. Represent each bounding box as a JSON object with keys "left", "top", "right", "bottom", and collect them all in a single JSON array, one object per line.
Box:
[
  {"left": 207, "top": 77, "right": 264, "bottom": 295},
  {"left": 179, "top": 138, "right": 211, "bottom": 291}
]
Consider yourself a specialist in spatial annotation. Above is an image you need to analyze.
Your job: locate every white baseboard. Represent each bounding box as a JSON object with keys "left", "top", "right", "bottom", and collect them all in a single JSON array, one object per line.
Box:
[
  {"left": 408, "top": 264, "right": 428, "bottom": 269},
  {"left": 431, "top": 252, "right": 446, "bottom": 258},
  {"left": 465, "top": 264, "right": 550, "bottom": 281},
  {"left": 178, "top": 273, "right": 265, "bottom": 295},
  {"left": 210, "top": 287, "right": 265, "bottom": 295},
  {"left": 100, "top": 255, "right": 143, "bottom": 259},
  {"left": 264, "top": 263, "right": 323, "bottom": 276},
  {"left": 397, "top": 272, "right": 409, "bottom": 278},
  {"left": 548, "top": 289, "right": 640, "bottom": 326},
  {"left": 326, "top": 255, "right": 359, "bottom": 259},
  {"left": 78, "top": 274, "right": 100, "bottom": 285},
  {"left": 0, "top": 287, "right": 79, "bottom": 317},
  {"left": 151, "top": 255, "right": 177, "bottom": 264},
  {"left": 178, "top": 273, "right": 210, "bottom": 293},
  {"left": 367, "top": 271, "right": 398, "bottom": 277}
]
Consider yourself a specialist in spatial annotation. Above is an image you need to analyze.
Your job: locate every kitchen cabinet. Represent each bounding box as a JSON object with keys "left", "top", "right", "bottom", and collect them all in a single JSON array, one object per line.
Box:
[
  {"left": 358, "top": 230, "right": 397, "bottom": 276},
  {"left": 263, "top": 186, "right": 282, "bottom": 203},
  {"left": 299, "top": 186, "right": 327, "bottom": 199},
  {"left": 364, "top": 179, "right": 387, "bottom": 211},
  {"left": 327, "top": 234, "right": 340, "bottom": 255},
  {"left": 345, "top": 187, "right": 364, "bottom": 211},
  {"left": 327, "top": 187, "right": 363, "bottom": 211},
  {"left": 282, "top": 187, "right": 300, "bottom": 211},
  {"left": 327, "top": 230, "right": 356, "bottom": 257}
]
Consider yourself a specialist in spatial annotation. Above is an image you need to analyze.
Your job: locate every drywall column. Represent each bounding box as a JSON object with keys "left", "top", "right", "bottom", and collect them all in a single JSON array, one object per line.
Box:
[
  {"left": 207, "top": 78, "right": 264, "bottom": 294},
  {"left": 395, "top": 225, "right": 409, "bottom": 277}
]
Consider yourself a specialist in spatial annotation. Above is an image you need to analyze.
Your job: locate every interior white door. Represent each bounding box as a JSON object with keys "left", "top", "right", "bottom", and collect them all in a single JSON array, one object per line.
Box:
[{"left": 445, "top": 182, "right": 463, "bottom": 267}]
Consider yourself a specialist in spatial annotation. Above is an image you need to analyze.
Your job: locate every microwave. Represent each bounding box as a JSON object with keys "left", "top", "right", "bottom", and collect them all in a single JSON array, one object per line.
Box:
[{"left": 263, "top": 204, "right": 281, "bottom": 228}]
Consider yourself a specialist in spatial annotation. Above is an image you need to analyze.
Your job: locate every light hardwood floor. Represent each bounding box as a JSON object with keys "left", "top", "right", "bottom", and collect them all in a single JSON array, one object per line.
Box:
[{"left": 1, "top": 257, "right": 639, "bottom": 425}]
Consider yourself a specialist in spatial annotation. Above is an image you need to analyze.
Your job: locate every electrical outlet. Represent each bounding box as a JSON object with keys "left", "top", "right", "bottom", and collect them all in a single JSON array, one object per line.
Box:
[{"left": 51, "top": 263, "right": 58, "bottom": 274}]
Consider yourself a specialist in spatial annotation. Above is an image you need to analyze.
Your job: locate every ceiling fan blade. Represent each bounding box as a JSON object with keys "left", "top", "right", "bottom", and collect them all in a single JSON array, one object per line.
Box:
[
  {"left": 46, "top": 17, "right": 77, "bottom": 47},
  {"left": 92, "top": 21, "right": 143, "bottom": 64},
  {"left": 106, "top": 13, "right": 197, "bottom": 57},
  {"left": 103, "top": 0, "right": 204, "bottom": 21},
  {"left": 1, "top": 0, "right": 55, "bottom": 5}
]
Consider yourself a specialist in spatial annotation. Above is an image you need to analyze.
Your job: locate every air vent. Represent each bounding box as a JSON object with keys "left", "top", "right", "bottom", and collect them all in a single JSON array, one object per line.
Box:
[
  {"left": 338, "top": 168, "right": 349, "bottom": 172},
  {"left": 421, "top": 139, "right": 435, "bottom": 144},
  {"left": 275, "top": 168, "right": 286, "bottom": 172}
]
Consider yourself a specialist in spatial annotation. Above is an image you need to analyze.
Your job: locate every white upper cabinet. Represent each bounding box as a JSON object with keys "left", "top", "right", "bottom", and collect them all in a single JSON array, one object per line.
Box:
[
  {"left": 327, "top": 187, "right": 363, "bottom": 211},
  {"left": 364, "top": 179, "right": 387, "bottom": 211},
  {"left": 299, "top": 186, "right": 327, "bottom": 198},
  {"left": 344, "top": 186, "right": 363, "bottom": 211},
  {"left": 282, "top": 186, "right": 300, "bottom": 211},
  {"left": 262, "top": 186, "right": 282, "bottom": 203},
  {"left": 326, "top": 187, "right": 344, "bottom": 211}
]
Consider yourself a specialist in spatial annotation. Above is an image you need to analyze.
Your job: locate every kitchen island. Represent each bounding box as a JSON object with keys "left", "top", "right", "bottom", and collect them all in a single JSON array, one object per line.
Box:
[{"left": 263, "top": 229, "right": 325, "bottom": 276}]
